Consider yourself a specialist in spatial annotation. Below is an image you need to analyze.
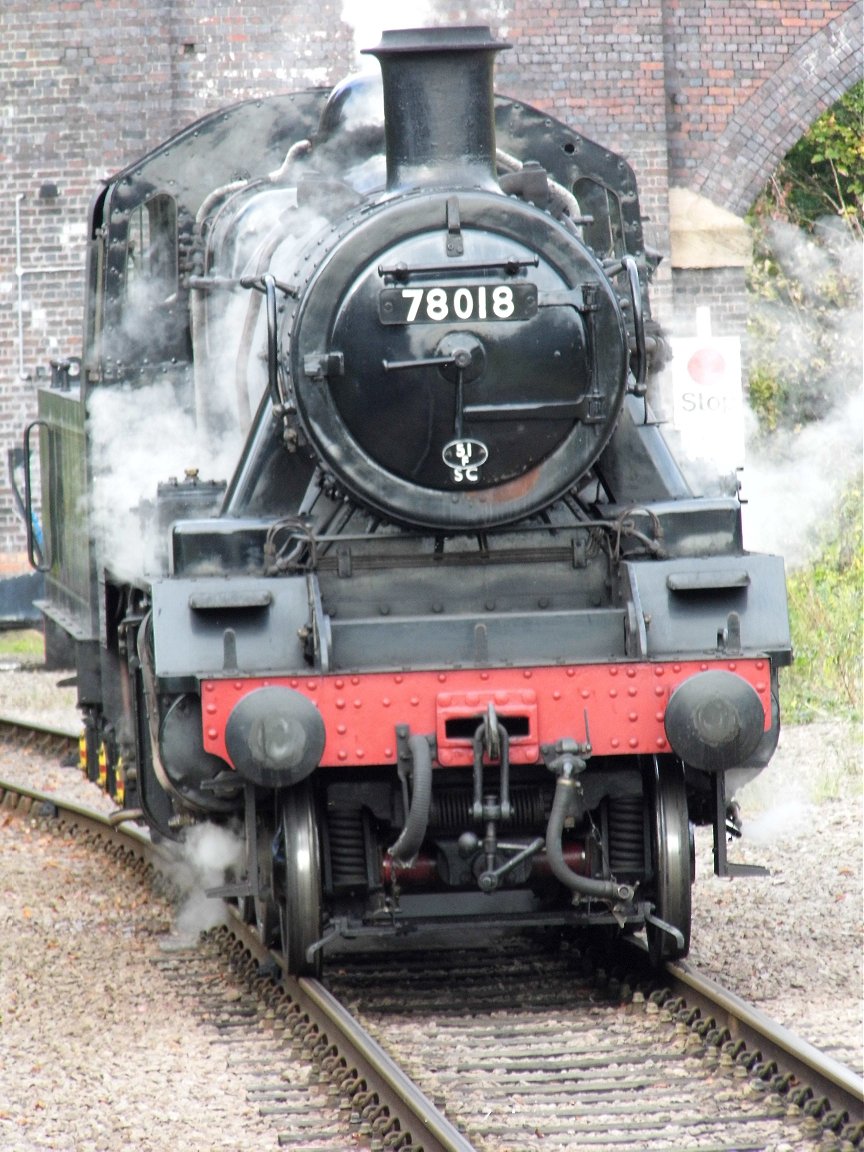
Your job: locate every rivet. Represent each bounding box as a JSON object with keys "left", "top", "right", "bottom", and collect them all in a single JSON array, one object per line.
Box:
[
  {"left": 338, "top": 750, "right": 347, "bottom": 760},
  {"left": 207, "top": 727, "right": 218, "bottom": 739},
  {"left": 628, "top": 737, "right": 639, "bottom": 748},
  {"left": 609, "top": 688, "right": 618, "bottom": 698}
]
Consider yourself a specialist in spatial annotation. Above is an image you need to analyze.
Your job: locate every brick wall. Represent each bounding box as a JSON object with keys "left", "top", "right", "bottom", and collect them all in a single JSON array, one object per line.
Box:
[
  {"left": 1, "top": 0, "right": 858, "bottom": 554},
  {"left": 672, "top": 267, "right": 750, "bottom": 337},
  {"left": 663, "top": 0, "right": 862, "bottom": 213}
]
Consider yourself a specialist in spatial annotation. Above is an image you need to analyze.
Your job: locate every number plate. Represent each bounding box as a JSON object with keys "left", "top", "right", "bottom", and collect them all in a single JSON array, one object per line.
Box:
[{"left": 379, "top": 284, "right": 537, "bottom": 325}]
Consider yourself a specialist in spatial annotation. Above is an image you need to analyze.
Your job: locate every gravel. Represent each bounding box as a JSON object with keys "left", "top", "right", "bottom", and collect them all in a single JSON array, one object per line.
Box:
[
  {"left": 0, "top": 787, "right": 280, "bottom": 1150},
  {"left": 0, "top": 663, "right": 861, "bottom": 1152}
]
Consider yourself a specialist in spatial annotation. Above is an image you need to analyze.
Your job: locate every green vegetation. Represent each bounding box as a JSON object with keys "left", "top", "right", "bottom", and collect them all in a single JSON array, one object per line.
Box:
[
  {"left": 746, "top": 82, "right": 863, "bottom": 435},
  {"left": 762, "top": 80, "right": 864, "bottom": 234},
  {"left": 0, "top": 628, "right": 44, "bottom": 662},
  {"left": 746, "top": 83, "right": 863, "bottom": 725},
  {"left": 782, "top": 474, "right": 862, "bottom": 724}
]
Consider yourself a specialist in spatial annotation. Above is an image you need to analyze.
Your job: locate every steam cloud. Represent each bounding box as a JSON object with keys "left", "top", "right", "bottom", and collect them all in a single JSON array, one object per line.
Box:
[
  {"left": 87, "top": 378, "right": 243, "bottom": 580},
  {"left": 664, "top": 220, "right": 862, "bottom": 569},
  {"left": 740, "top": 221, "right": 862, "bottom": 567},
  {"left": 340, "top": 0, "right": 510, "bottom": 55},
  {"left": 162, "top": 822, "right": 246, "bottom": 947}
]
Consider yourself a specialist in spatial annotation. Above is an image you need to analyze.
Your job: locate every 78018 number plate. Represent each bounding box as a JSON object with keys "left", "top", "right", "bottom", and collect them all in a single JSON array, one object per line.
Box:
[{"left": 379, "top": 283, "right": 537, "bottom": 325}]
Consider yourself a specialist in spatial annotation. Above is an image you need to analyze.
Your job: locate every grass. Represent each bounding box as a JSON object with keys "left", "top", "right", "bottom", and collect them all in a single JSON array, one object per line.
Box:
[{"left": 0, "top": 628, "right": 45, "bottom": 661}]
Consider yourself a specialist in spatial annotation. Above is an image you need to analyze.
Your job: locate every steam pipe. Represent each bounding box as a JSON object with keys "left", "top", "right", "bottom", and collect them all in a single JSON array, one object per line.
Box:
[
  {"left": 388, "top": 734, "right": 433, "bottom": 866},
  {"left": 545, "top": 769, "right": 635, "bottom": 901}
]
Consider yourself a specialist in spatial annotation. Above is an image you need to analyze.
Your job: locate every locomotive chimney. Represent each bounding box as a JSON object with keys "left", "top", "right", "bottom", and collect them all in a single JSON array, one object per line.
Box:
[{"left": 363, "top": 25, "right": 510, "bottom": 191}]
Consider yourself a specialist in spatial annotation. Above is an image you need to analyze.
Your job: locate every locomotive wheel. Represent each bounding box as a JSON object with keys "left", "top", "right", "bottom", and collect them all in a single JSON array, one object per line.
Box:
[
  {"left": 646, "top": 757, "right": 692, "bottom": 966},
  {"left": 278, "top": 782, "right": 323, "bottom": 977}
]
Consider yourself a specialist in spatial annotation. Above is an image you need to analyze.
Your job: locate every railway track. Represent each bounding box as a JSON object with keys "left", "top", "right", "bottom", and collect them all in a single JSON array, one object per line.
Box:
[{"left": 0, "top": 717, "right": 861, "bottom": 1151}]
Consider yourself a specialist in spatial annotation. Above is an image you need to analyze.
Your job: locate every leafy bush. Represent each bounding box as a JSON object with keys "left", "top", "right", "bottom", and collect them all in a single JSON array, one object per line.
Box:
[
  {"left": 746, "top": 82, "right": 863, "bottom": 436},
  {"left": 782, "top": 474, "right": 862, "bottom": 724}
]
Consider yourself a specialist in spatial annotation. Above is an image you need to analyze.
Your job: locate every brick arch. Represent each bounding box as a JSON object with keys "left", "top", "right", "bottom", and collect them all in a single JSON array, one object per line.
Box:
[{"left": 696, "top": 6, "right": 864, "bottom": 216}]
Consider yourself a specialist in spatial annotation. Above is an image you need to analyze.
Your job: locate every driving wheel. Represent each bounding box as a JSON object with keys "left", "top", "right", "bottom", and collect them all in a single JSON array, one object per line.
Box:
[
  {"left": 646, "top": 756, "right": 692, "bottom": 966},
  {"left": 278, "top": 782, "right": 323, "bottom": 976}
]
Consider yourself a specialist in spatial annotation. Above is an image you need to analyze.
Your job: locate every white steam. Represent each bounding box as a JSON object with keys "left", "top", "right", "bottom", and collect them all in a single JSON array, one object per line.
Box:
[
  {"left": 740, "top": 221, "right": 863, "bottom": 566},
  {"left": 664, "top": 220, "right": 862, "bottom": 567},
  {"left": 342, "top": 0, "right": 436, "bottom": 46},
  {"left": 87, "top": 379, "right": 243, "bottom": 581},
  {"left": 740, "top": 390, "right": 862, "bottom": 565},
  {"left": 738, "top": 799, "right": 807, "bottom": 846},
  {"left": 340, "top": 0, "right": 510, "bottom": 57},
  {"left": 162, "top": 822, "right": 246, "bottom": 948}
]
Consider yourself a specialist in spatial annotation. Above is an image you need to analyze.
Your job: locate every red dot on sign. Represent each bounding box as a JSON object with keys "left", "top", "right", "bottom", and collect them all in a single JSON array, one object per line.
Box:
[{"left": 687, "top": 346, "right": 726, "bottom": 384}]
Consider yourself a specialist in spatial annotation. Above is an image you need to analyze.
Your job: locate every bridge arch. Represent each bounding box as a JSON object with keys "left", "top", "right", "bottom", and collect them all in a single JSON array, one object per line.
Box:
[{"left": 696, "top": 6, "right": 863, "bottom": 215}]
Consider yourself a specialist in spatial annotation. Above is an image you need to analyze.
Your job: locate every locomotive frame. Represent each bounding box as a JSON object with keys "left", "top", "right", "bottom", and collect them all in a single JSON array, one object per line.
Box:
[{"left": 28, "top": 26, "right": 791, "bottom": 973}]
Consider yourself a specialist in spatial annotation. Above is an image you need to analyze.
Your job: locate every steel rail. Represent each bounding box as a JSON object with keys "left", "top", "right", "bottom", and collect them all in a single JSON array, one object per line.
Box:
[
  {"left": 298, "top": 975, "right": 478, "bottom": 1152},
  {"left": 0, "top": 776, "right": 173, "bottom": 872},
  {"left": 668, "top": 958, "right": 864, "bottom": 1124},
  {"left": 0, "top": 713, "right": 78, "bottom": 749},
  {"left": 2, "top": 743, "right": 859, "bottom": 1141},
  {"left": 219, "top": 905, "right": 479, "bottom": 1152},
  {"left": 0, "top": 773, "right": 480, "bottom": 1152}
]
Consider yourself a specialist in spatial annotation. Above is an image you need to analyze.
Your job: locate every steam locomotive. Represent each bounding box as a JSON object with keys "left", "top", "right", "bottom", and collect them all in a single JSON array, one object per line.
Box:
[{"left": 28, "top": 26, "right": 791, "bottom": 973}]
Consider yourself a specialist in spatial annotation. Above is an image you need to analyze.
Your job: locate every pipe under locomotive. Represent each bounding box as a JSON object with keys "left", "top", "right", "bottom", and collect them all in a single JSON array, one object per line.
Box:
[{"left": 30, "top": 26, "right": 792, "bottom": 973}]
